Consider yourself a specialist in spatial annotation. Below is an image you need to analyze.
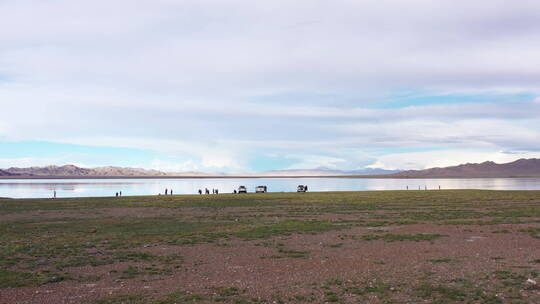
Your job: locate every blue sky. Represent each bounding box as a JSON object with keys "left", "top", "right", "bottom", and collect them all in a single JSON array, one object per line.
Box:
[{"left": 1, "top": 0, "right": 540, "bottom": 172}]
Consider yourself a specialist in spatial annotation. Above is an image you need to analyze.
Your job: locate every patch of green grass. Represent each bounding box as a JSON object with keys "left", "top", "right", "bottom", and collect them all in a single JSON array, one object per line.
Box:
[
  {"left": 344, "top": 280, "right": 393, "bottom": 298},
  {"left": 327, "top": 243, "right": 343, "bottom": 248},
  {"left": 0, "top": 270, "right": 37, "bottom": 288},
  {"left": 55, "top": 255, "right": 113, "bottom": 270},
  {"left": 277, "top": 248, "right": 309, "bottom": 258},
  {"left": 416, "top": 283, "right": 468, "bottom": 301},
  {"left": 94, "top": 294, "right": 145, "bottom": 304},
  {"left": 519, "top": 227, "right": 540, "bottom": 239},
  {"left": 235, "top": 220, "right": 345, "bottom": 239},
  {"left": 493, "top": 270, "right": 527, "bottom": 287},
  {"left": 117, "top": 265, "right": 172, "bottom": 280},
  {"left": 0, "top": 270, "right": 67, "bottom": 287},
  {"left": 324, "top": 291, "right": 339, "bottom": 302},
  {"left": 362, "top": 233, "right": 446, "bottom": 243},
  {"left": 492, "top": 229, "right": 511, "bottom": 234},
  {"left": 211, "top": 287, "right": 253, "bottom": 303},
  {"left": 401, "top": 210, "right": 482, "bottom": 221},
  {"left": 429, "top": 258, "right": 455, "bottom": 263},
  {"left": 325, "top": 278, "right": 343, "bottom": 286},
  {"left": 76, "top": 274, "right": 102, "bottom": 282},
  {"left": 113, "top": 251, "right": 156, "bottom": 262},
  {"left": 217, "top": 287, "right": 240, "bottom": 297},
  {"left": 154, "top": 291, "right": 205, "bottom": 304},
  {"left": 119, "top": 266, "right": 142, "bottom": 280}
]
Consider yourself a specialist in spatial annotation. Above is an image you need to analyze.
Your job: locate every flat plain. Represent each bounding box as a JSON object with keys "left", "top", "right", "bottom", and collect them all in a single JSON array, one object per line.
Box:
[{"left": 1, "top": 190, "right": 540, "bottom": 303}]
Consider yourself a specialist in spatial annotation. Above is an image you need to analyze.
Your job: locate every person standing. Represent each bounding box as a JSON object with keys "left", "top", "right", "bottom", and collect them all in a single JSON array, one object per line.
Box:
[
  {"left": 53, "top": 190, "right": 56, "bottom": 199},
  {"left": 216, "top": 189, "right": 219, "bottom": 194},
  {"left": 198, "top": 189, "right": 202, "bottom": 195},
  {"left": 165, "top": 189, "right": 168, "bottom": 195},
  {"left": 116, "top": 192, "right": 118, "bottom": 197},
  {"left": 170, "top": 189, "right": 173, "bottom": 195}
]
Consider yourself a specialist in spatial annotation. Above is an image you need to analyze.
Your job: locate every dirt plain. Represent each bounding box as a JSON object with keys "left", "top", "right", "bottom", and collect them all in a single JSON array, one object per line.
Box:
[{"left": 1, "top": 190, "right": 540, "bottom": 303}]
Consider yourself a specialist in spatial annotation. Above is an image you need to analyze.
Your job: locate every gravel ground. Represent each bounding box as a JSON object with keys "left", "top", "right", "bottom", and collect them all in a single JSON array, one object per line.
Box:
[{"left": 2, "top": 192, "right": 540, "bottom": 303}]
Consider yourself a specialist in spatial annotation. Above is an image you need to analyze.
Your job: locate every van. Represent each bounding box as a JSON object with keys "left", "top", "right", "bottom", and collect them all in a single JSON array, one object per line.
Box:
[
  {"left": 255, "top": 185, "right": 267, "bottom": 193},
  {"left": 297, "top": 185, "right": 308, "bottom": 192}
]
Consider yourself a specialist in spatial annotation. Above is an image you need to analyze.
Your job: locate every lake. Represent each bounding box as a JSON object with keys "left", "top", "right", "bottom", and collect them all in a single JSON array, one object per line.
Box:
[{"left": 1, "top": 177, "right": 540, "bottom": 198}]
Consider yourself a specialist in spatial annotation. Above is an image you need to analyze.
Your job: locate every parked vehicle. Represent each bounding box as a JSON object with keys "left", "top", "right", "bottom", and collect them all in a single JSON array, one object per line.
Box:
[
  {"left": 297, "top": 185, "right": 308, "bottom": 192},
  {"left": 255, "top": 185, "right": 267, "bottom": 193},
  {"left": 238, "top": 185, "right": 247, "bottom": 193}
]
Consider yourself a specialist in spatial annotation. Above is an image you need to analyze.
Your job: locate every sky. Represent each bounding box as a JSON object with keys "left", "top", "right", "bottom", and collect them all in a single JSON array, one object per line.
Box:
[{"left": 1, "top": 0, "right": 540, "bottom": 173}]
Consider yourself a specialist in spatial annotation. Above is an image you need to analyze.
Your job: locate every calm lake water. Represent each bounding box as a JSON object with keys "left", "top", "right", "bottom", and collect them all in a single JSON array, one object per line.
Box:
[{"left": 1, "top": 177, "right": 540, "bottom": 198}]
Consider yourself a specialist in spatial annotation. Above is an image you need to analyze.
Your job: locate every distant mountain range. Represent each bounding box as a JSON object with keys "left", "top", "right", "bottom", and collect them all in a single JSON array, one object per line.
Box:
[
  {"left": 1, "top": 158, "right": 539, "bottom": 178},
  {"left": 392, "top": 158, "right": 540, "bottom": 178},
  {"left": 2, "top": 165, "right": 167, "bottom": 177},
  {"left": 0, "top": 165, "right": 399, "bottom": 177},
  {"left": 0, "top": 169, "right": 17, "bottom": 176}
]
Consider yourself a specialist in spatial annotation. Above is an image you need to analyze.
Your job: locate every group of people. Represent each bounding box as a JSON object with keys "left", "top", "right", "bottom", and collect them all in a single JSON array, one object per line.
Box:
[
  {"left": 405, "top": 185, "right": 442, "bottom": 190},
  {"left": 116, "top": 188, "right": 176, "bottom": 197},
  {"left": 198, "top": 188, "right": 219, "bottom": 195},
  {"left": 161, "top": 188, "right": 173, "bottom": 195}
]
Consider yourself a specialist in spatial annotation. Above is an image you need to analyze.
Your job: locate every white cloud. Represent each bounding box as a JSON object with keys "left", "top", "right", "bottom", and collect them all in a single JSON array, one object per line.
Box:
[
  {"left": 150, "top": 159, "right": 199, "bottom": 172},
  {"left": 286, "top": 155, "right": 347, "bottom": 170},
  {"left": 2, "top": 0, "right": 540, "bottom": 171},
  {"left": 0, "top": 157, "right": 88, "bottom": 168}
]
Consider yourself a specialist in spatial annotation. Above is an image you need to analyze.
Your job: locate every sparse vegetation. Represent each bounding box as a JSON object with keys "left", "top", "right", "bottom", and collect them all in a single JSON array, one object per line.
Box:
[{"left": 1, "top": 190, "right": 540, "bottom": 303}]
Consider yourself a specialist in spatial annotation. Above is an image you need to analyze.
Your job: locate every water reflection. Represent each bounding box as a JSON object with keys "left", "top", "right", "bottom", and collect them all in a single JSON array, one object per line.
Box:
[{"left": 0, "top": 177, "right": 539, "bottom": 198}]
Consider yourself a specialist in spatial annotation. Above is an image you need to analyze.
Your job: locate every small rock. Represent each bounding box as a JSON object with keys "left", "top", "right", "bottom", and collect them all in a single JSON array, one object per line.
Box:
[{"left": 526, "top": 278, "right": 537, "bottom": 285}]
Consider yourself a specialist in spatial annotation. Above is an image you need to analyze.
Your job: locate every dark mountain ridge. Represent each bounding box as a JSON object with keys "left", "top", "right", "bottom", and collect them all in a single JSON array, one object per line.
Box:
[
  {"left": 0, "top": 169, "right": 18, "bottom": 176},
  {"left": 392, "top": 158, "right": 540, "bottom": 178}
]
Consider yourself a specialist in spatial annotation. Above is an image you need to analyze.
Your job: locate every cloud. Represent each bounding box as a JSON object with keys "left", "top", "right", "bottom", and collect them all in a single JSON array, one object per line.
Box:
[
  {"left": 0, "top": 157, "right": 88, "bottom": 169},
  {"left": 149, "top": 159, "right": 199, "bottom": 172},
  {"left": 1, "top": 0, "right": 540, "bottom": 171}
]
